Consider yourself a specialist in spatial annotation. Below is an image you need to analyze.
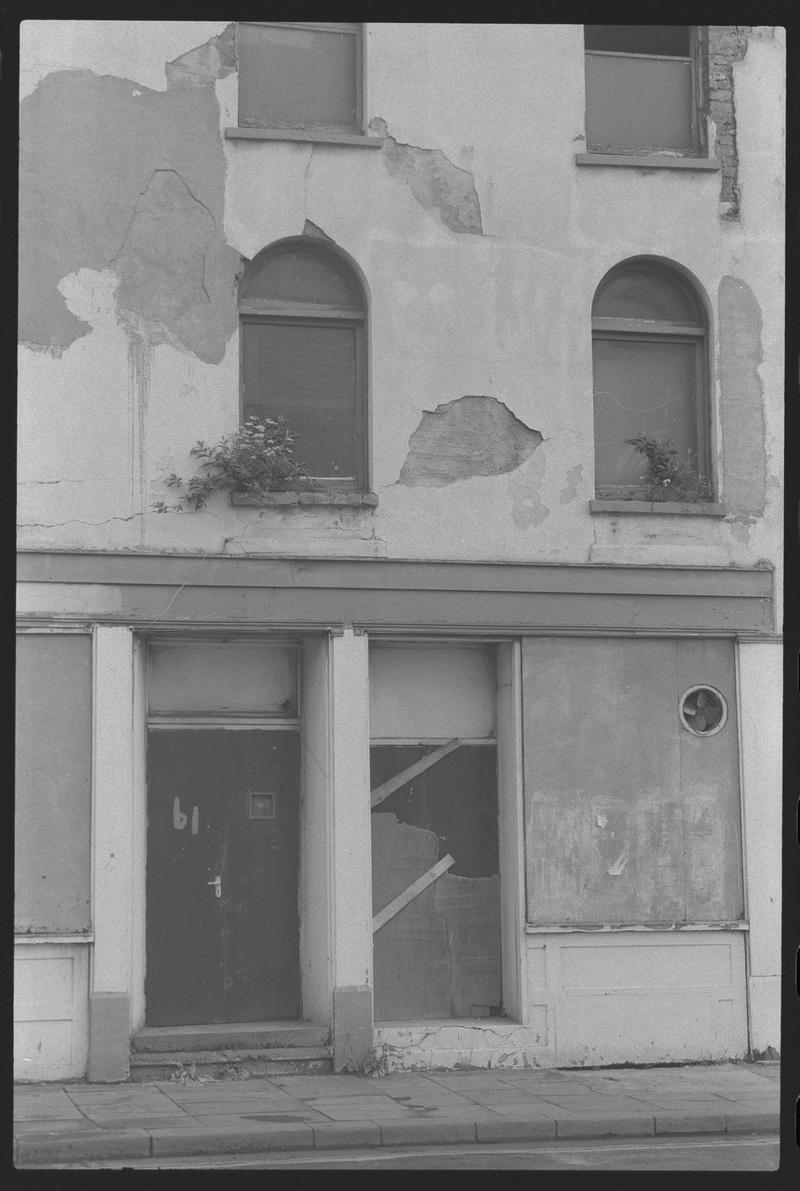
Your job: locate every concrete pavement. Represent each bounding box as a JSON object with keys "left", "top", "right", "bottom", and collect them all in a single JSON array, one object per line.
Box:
[{"left": 14, "top": 1061, "right": 780, "bottom": 1167}]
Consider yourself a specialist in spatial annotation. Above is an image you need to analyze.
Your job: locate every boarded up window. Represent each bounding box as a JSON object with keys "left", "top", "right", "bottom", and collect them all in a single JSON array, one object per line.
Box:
[
  {"left": 584, "top": 25, "right": 698, "bottom": 155},
  {"left": 522, "top": 637, "right": 744, "bottom": 925},
  {"left": 239, "top": 241, "right": 366, "bottom": 486},
  {"left": 238, "top": 22, "right": 361, "bottom": 131},
  {"left": 15, "top": 634, "right": 92, "bottom": 932},
  {"left": 369, "top": 644, "right": 501, "bottom": 1022},
  {"left": 592, "top": 261, "right": 709, "bottom": 500}
]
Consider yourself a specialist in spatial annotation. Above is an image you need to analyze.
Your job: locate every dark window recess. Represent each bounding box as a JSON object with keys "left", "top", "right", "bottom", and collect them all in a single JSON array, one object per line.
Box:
[
  {"left": 239, "top": 240, "right": 367, "bottom": 486},
  {"left": 584, "top": 25, "right": 691, "bottom": 57},
  {"left": 370, "top": 744, "right": 502, "bottom": 1022},
  {"left": 242, "top": 321, "right": 358, "bottom": 479},
  {"left": 370, "top": 746, "right": 499, "bottom": 877},
  {"left": 592, "top": 261, "right": 709, "bottom": 501},
  {"left": 584, "top": 25, "right": 699, "bottom": 155},
  {"left": 238, "top": 22, "right": 360, "bottom": 131}
]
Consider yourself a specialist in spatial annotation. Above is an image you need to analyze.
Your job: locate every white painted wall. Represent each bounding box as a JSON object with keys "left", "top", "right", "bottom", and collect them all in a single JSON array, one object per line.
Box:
[
  {"left": 738, "top": 641, "right": 782, "bottom": 1053},
  {"left": 16, "top": 22, "right": 783, "bottom": 590},
  {"left": 91, "top": 627, "right": 136, "bottom": 1002},
  {"left": 329, "top": 630, "right": 373, "bottom": 990}
]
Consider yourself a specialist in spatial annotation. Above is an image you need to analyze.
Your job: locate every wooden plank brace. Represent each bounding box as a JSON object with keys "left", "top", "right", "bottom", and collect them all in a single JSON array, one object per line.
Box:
[
  {"left": 370, "top": 739, "right": 462, "bottom": 809},
  {"left": 372, "top": 854, "right": 456, "bottom": 933}
]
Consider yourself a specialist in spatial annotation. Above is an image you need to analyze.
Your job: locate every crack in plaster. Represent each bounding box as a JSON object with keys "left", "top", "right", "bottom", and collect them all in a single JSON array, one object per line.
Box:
[
  {"left": 370, "top": 117, "right": 483, "bottom": 235},
  {"left": 18, "top": 514, "right": 140, "bottom": 528}
]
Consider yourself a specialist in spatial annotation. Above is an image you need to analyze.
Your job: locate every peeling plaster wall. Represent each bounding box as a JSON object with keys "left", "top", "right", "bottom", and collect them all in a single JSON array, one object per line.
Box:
[{"left": 17, "top": 21, "right": 783, "bottom": 585}]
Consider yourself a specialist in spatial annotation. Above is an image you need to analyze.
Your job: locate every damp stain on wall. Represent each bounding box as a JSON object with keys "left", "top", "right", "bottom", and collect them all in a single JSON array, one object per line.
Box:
[
  {"left": 398, "top": 395, "right": 543, "bottom": 487},
  {"left": 19, "top": 31, "right": 240, "bottom": 362},
  {"left": 718, "top": 275, "right": 767, "bottom": 519}
]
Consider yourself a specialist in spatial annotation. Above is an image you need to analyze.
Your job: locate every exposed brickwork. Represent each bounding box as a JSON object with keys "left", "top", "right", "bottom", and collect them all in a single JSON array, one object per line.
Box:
[{"left": 706, "top": 26, "right": 749, "bottom": 219}]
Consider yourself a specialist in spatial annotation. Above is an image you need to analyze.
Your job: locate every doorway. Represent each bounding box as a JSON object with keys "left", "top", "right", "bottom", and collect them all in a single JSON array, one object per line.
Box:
[
  {"left": 144, "top": 640, "right": 301, "bottom": 1027},
  {"left": 145, "top": 728, "right": 300, "bottom": 1025}
]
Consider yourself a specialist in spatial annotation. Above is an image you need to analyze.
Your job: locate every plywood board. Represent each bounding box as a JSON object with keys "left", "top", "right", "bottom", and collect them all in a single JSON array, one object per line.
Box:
[{"left": 522, "top": 637, "right": 743, "bottom": 924}]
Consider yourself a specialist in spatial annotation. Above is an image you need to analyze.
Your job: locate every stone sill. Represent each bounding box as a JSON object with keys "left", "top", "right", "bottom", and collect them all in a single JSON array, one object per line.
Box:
[
  {"left": 230, "top": 491, "right": 378, "bottom": 508},
  {"left": 225, "top": 127, "right": 383, "bottom": 148},
  {"left": 15, "top": 932, "right": 94, "bottom": 944},
  {"left": 590, "top": 499, "right": 727, "bottom": 517},
  {"left": 527, "top": 922, "right": 747, "bottom": 933},
  {"left": 576, "top": 152, "right": 720, "bottom": 171}
]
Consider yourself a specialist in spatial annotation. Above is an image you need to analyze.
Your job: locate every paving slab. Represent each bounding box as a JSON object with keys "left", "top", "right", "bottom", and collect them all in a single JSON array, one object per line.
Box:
[
  {"left": 14, "top": 1094, "right": 86, "bottom": 1122},
  {"left": 14, "top": 1062, "right": 780, "bottom": 1166}
]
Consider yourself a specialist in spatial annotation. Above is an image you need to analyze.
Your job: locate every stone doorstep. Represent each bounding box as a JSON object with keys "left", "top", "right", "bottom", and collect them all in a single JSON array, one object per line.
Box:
[{"left": 15, "top": 1105, "right": 779, "bottom": 1166}]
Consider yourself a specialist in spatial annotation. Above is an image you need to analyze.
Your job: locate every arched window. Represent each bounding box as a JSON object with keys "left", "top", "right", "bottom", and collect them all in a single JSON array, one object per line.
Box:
[
  {"left": 591, "top": 260, "right": 711, "bottom": 501},
  {"left": 239, "top": 238, "right": 367, "bottom": 489}
]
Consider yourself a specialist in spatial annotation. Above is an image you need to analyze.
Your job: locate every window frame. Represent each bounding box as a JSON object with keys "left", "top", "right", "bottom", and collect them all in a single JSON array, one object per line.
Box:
[
  {"left": 238, "top": 240, "right": 369, "bottom": 492},
  {"left": 591, "top": 262, "right": 712, "bottom": 503},
  {"left": 236, "top": 21, "right": 365, "bottom": 136},
  {"left": 583, "top": 25, "right": 707, "bottom": 159}
]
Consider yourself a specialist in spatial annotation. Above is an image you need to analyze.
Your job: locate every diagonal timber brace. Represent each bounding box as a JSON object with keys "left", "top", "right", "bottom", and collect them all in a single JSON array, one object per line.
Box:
[
  {"left": 372, "top": 854, "right": 456, "bottom": 932},
  {"left": 370, "top": 739, "right": 462, "bottom": 808}
]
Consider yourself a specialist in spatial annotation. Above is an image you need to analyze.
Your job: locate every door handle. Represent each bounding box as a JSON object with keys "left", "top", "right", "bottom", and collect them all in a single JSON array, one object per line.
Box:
[{"left": 206, "top": 875, "right": 222, "bottom": 898}]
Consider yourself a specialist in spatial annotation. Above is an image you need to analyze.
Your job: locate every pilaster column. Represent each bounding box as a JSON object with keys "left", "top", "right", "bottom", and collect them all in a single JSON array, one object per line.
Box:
[{"left": 89, "top": 626, "right": 135, "bottom": 1080}]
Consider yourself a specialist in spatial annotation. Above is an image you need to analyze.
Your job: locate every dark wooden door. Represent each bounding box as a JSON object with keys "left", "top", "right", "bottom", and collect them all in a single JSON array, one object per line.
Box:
[{"left": 145, "top": 729, "right": 300, "bottom": 1026}]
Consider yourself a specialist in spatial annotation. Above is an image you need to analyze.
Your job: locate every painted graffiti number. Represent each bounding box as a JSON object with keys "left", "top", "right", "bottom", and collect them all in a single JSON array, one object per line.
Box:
[{"left": 173, "top": 796, "right": 199, "bottom": 835}]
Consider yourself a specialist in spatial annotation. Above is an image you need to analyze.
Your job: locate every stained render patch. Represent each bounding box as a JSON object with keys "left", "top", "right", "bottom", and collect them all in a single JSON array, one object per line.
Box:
[
  {"left": 19, "top": 69, "right": 240, "bottom": 362},
  {"left": 398, "top": 396, "right": 543, "bottom": 487},
  {"left": 718, "top": 276, "right": 767, "bottom": 518},
  {"left": 164, "top": 23, "right": 236, "bottom": 88},
  {"left": 371, "top": 117, "right": 482, "bottom": 235},
  {"left": 559, "top": 464, "right": 583, "bottom": 504}
]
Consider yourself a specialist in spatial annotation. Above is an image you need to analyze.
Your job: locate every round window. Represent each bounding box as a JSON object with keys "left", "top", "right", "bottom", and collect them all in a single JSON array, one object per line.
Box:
[{"left": 679, "top": 685, "right": 728, "bottom": 736}]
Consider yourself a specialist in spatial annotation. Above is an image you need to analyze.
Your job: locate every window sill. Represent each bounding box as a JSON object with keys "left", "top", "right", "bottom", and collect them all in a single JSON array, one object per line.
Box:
[
  {"left": 590, "top": 499, "right": 727, "bottom": 517},
  {"left": 225, "top": 127, "right": 383, "bottom": 148},
  {"left": 230, "top": 491, "right": 378, "bottom": 508},
  {"left": 576, "top": 152, "right": 720, "bottom": 171}
]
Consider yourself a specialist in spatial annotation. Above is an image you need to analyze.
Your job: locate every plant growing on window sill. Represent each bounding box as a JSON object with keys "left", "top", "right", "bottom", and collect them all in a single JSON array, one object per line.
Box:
[
  {"left": 153, "top": 416, "right": 310, "bottom": 512},
  {"left": 621, "top": 434, "right": 713, "bottom": 504}
]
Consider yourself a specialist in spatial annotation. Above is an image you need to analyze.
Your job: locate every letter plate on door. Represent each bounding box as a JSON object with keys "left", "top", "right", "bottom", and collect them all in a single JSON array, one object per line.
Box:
[{"left": 249, "top": 792, "right": 276, "bottom": 819}]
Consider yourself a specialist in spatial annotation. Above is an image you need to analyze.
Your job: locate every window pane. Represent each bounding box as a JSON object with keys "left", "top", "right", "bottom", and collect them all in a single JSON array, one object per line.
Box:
[
  {"left": 593, "top": 338, "right": 698, "bottom": 490},
  {"left": 238, "top": 23, "right": 358, "bottom": 130},
  {"left": 241, "top": 248, "right": 362, "bottom": 308},
  {"left": 585, "top": 26, "right": 691, "bottom": 57},
  {"left": 593, "top": 268, "right": 702, "bottom": 322},
  {"left": 242, "top": 321, "right": 358, "bottom": 478},
  {"left": 585, "top": 52, "right": 695, "bottom": 153},
  {"left": 149, "top": 643, "right": 297, "bottom": 715}
]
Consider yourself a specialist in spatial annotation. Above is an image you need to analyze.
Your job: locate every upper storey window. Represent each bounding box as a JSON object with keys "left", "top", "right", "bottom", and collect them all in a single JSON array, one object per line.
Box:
[
  {"left": 238, "top": 22, "right": 363, "bottom": 133},
  {"left": 584, "top": 26, "right": 703, "bottom": 156},
  {"left": 591, "top": 260, "right": 711, "bottom": 501},
  {"left": 239, "top": 239, "right": 367, "bottom": 490}
]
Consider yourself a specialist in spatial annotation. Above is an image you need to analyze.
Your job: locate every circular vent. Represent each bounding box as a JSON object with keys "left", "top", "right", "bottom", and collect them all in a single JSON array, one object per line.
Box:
[{"left": 679, "top": 685, "right": 727, "bottom": 736}]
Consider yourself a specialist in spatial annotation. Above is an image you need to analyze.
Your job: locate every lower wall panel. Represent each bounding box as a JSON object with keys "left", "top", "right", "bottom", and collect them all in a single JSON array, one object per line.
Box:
[
  {"left": 375, "top": 930, "right": 748, "bottom": 1071},
  {"left": 527, "top": 930, "right": 748, "bottom": 1066},
  {"left": 14, "top": 942, "right": 90, "bottom": 1081}
]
